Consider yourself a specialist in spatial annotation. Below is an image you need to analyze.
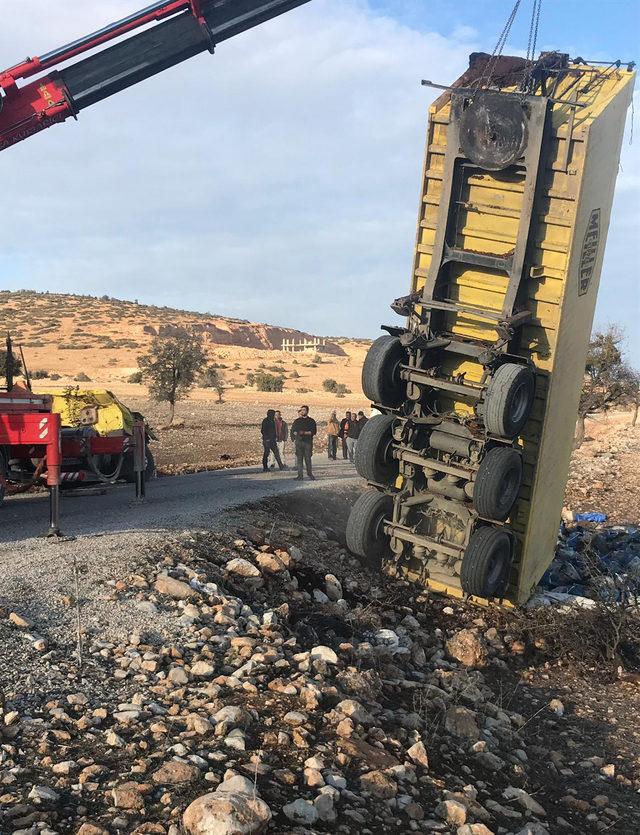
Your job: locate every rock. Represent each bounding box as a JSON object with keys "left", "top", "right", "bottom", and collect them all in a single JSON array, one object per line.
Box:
[
  {"left": 255, "top": 553, "right": 286, "bottom": 574},
  {"left": 112, "top": 783, "right": 145, "bottom": 810},
  {"left": 283, "top": 798, "right": 319, "bottom": 826},
  {"left": 457, "top": 826, "right": 494, "bottom": 835},
  {"left": 339, "top": 737, "right": 399, "bottom": 769},
  {"left": 187, "top": 714, "right": 212, "bottom": 734},
  {"left": 168, "top": 665, "right": 189, "bottom": 685},
  {"left": 503, "top": 787, "right": 546, "bottom": 816},
  {"left": 360, "top": 770, "right": 397, "bottom": 799},
  {"left": 336, "top": 718, "right": 354, "bottom": 738},
  {"left": 154, "top": 574, "right": 195, "bottom": 599},
  {"left": 336, "top": 699, "right": 374, "bottom": 723},
  {"left": 191, "top": 661, "right": 215, "bottom": 678},
  {"left": 76, "top": 826, "right": 109, "bottom": 835},
  {"left": 313, "top": 589, "right": 330, "bottom": 604},
  {"left": 406, "top": 802, "right": 425, "bottom": 821},
  {"left": 214, "top": 706, "right": 248, "bottom": 727},
  {"left": 325, "top": 574, "right": 343, "bottom": 601},
  {"left": 28, "top": 785, "right": 60, "bottom": 803},
  {"left": 9, "top": 612, "right": 33, "bottom": 629},
  {"left": 549, "top": 698, "right": 565, "bottom": 717},
  {"left": 445, "top": 706, "right": 480, "bottom": 741},
  {"left": 310, "top": 645, "right": 338, "bottom": 665},
  {"left": 314, "top": 792, "right": 336, "bottom": 823},
  {"left": 283, "top": 711, "right": 307, "bottom": 726},
  {"left": 152, "top": 760, "right": 199, "bottom": 785},
  {"left": 184, "top": 790, "right": 271, "bottom": 834},
  {"left": 446, "top": 629, "right": 486, "bottom": 667},
  {"left": 407, "top": 740, "right": 429, "bottom": 768},
  {"left": 226, "top": 558, "right": 261, "bottom": 578},
  {"left": 436, "top": 799, "right": 467, "bottom": 826},
  {"left": 601, "top": 763, "right": 615, "bottom": 778}
]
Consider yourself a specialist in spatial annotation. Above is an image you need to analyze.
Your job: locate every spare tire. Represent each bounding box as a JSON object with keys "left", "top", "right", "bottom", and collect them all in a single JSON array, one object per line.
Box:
[
  {"left": 362, "top": 335, "right": 407, "bottom": 408},
  {"left": 473, "top": 446, "right": 522, "bottom": 521},
  {"left": 355, "top": 414, "right": 398, "bottom": 484},
  {"left": 346, "top": 489, "right": 393, "bottom": 568},
  {"left": 460, "top": 526, "right": 512, "bottom": 598},
  {"left": 483, "top": 363, "right": 535, "bottom": 438}
]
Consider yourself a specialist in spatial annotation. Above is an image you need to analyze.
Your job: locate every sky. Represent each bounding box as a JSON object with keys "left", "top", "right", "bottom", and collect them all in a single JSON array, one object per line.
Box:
[{"left": 1, "top": 1, "right": 639, "bottom": 362}]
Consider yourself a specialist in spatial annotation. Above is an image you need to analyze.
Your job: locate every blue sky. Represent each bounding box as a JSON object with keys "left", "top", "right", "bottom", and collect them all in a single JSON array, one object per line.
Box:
[{"left": 2, "top": 1, "right": 639, "bottom": 363}]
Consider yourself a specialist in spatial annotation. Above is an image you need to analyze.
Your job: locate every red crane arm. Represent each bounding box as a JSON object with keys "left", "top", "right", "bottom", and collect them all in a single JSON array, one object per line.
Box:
[{"left": 0, "top": 0, "right": 310, "bottom": 152}]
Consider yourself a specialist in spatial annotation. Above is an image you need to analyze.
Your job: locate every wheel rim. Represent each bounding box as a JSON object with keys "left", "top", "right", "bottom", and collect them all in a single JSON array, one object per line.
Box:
[{"left": 509, "top": 380, "right": 530, "bottom": 425}]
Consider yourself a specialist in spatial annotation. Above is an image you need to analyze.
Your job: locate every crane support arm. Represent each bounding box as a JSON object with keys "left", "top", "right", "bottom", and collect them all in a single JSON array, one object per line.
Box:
[{"left": 0, "top": 0, "right": 310, "bottom": 151}]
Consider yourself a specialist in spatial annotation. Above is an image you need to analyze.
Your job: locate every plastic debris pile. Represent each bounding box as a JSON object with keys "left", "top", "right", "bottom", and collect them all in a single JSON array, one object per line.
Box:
[{"left": 529, "top": 512, "right": 640, "bottom": 608}]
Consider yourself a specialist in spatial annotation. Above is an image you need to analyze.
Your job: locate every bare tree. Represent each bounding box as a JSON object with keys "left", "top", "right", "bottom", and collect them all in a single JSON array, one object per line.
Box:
[
  {"left": 138, "top": 332, "right": 206, "bottom": 425},
  {"left": 575, "top": 326, "right": 630, "bottom": 448}
]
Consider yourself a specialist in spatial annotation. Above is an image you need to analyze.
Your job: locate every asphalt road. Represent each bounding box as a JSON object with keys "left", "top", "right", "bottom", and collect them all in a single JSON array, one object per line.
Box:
[{"left": 0, "top": 458, "right": 360, "bottom": 545}]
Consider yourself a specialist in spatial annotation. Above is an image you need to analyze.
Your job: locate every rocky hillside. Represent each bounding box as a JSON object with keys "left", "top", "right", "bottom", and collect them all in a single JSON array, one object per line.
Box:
[{"left": 0, "top": 290, "right": 346, "bottom": 354}]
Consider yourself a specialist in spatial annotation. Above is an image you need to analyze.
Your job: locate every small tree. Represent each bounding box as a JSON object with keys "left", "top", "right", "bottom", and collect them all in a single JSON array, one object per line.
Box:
[
  {"left": 138, "top": 332, "right": 206, "bottom": 424},
  {"left": 323, "top": 378, "right": 338, "bottom": 393},
  {"left": 255, "top": 372, "right": 284, "bottom": 392},
  {"left": 575, "top": 326, "right": 630, "bottom": 448},
  {"left": 0, "top": 349, "right": 22, "bottom": 383},
  {"left": 201, "top": 366, "right": 225, "bottom": 403}
]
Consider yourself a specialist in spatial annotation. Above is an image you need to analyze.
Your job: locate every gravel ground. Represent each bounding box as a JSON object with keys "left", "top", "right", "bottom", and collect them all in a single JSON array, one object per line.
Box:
[{"left": 0, "top": 461, "right": 360, "bottom": 649}]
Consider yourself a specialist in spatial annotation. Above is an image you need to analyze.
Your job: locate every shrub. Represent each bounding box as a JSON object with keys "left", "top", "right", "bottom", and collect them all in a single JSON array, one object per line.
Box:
[
  {"left": 49, "top": 373, "right": 61, "bottom": 380},
  {"left": 246, "top": 372, "right": 255, "bottom": 386},
  {"left": 255, "top": 372, "right": 284, "bottom": 392},
  {"left": 323, "top": 378, "right": 339, "bottom": 393},
  {"left": 296, "top": 387, "right": 311, "bottom": 394},
  {"left": 336, "top": 383, "right": 351, "bottom": 395},
  {"left": 290, "top": 370, "right": 300, "bottom": 379},
  {"left": 31, "top": 369, "right": 50, "bottom": 379},
  {"left": 128, "top": 371, "right": 143, "bottom": 384},
  {"left": 74, "top": 372, "right": 91, "bottom": 382}
]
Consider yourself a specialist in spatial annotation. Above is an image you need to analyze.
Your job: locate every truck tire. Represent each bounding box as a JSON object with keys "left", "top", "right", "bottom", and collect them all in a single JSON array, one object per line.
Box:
[
  {"left": 483, "top": 363, "right": 535, "bottom": 438},
  {"left": 362, "top": 335, "right": 407, "bottom": 407},
  {"left": 122, "top": 447, "right": 156, "bottom": 483},
  {"left": 346, "top": 489, "right": 393, "bottom": 567},
  {"left": 473, "top": 446, "right": 522, "bottom": 521},
  {"left": 460, "top": 526, "right": 512, "bottom": 598},
  {"left": 355, "top": 414, "right": 398, "bottom": 484}
]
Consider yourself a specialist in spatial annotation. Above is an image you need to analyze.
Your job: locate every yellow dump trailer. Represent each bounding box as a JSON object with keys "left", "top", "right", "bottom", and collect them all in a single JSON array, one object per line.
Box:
[{"left": 347, "top": 52, "right": 635, "bottom": 605}]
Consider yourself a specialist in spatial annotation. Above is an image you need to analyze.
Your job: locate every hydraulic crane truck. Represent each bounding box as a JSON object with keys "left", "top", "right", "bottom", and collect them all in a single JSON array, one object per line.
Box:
[
  {"left": 0, "top": 0, "right": 311, "bottom": 532},
  {"left": 347, "top": 48, "right": 635, "bottom": 605}
]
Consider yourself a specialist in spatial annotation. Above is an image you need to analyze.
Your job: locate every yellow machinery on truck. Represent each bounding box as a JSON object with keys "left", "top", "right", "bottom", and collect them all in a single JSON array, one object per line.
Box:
[
  {"left": 347, "top": 50, "right": 635, "bottom": 605},
  {"left": 32, "top": 388, "right": 155, "bottom": 485}
]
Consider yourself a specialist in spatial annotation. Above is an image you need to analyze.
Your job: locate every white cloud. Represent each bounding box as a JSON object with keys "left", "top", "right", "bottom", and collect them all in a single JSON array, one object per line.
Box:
[{"left": 1, "top": 1, "right": 637, "bottom": 364}]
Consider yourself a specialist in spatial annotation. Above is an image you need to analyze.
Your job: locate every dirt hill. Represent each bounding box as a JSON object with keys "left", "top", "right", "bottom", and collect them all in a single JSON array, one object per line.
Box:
[{"left": 0, "top": 290, "right": 371, "bottom": 403}]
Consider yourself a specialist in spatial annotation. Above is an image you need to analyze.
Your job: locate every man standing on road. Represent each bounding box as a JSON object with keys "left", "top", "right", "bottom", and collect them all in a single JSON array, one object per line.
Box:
[
  {"left": 338, "top": 411, "right": 352, "bottom": 460},
  {"left": 326, "top": 410, "right": 340, "bottom": 460},
  {"left": 261, "top": 409, "right": 286, "bottom": 472},
  {"left": 291, "top": 405, "right": 317, "bottom": 480},
  {"left": 268, "top": 409, "right": 288, "bottom": 468}
]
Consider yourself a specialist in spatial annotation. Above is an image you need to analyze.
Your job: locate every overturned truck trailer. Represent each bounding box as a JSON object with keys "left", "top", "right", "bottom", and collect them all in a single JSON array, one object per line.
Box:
[{"left": 347, "top": 52, "right": 635, "bottom": 605}]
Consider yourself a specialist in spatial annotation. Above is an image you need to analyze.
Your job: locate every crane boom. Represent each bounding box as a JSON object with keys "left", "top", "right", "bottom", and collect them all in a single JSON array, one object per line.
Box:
[{"left": 0, "top": 0, "right": 310, "bottom": 151}]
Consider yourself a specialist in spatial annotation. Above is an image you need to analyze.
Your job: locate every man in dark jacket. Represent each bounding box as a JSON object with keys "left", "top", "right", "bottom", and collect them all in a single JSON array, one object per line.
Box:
[
  {"left": 338, "top": 411, "right": 352, "bottom": 460},
  {"left": 261, "top": 409, "right": 286, "bottom": 472},
  {"left": 346, "top": 410, "right": 368, "bottom": 462},
  {"left": 290, "top": 405, "right": 317, "bottom": 480}
]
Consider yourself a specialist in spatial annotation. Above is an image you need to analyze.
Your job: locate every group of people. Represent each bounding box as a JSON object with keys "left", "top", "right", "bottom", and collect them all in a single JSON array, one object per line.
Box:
[
  {"left": 260, "top": 407, "right": 369, "bottom": 480},
  {"left": 326, "top": 410, "right": 368, "bottom": 462}
]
